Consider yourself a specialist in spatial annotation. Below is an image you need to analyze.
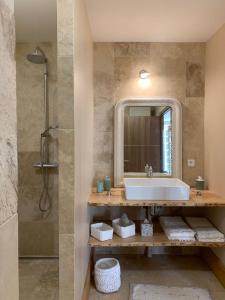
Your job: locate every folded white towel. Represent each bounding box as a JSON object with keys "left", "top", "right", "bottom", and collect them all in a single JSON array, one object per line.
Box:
[
  {"left": 196, "top": 238, "right": 224, "bottom": 243},
  {"left": 160, "top": 217, "right": 195, "bottom": 241},
  {"left": 185, "top": 217, "right": 224, "bottom": 242}
]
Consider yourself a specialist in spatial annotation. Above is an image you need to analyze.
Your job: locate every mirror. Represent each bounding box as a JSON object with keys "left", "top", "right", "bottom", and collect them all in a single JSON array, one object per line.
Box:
[
  {"left": 124, "top": 106, "right": 172, "bottom": 175},
  {"left": 114, "top": 98, "right": 182, "bottom": 186}
]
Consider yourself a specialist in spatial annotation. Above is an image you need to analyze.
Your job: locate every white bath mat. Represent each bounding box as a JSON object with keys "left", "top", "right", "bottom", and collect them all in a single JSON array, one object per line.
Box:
[{"left": 130, "top": 284, "right": 212, "bottom": 300}]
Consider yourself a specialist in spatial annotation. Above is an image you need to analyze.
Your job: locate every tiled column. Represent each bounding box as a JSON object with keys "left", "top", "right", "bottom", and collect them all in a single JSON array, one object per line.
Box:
[{"left": 57, "top": 0, "right": 75, "bottom": 298}]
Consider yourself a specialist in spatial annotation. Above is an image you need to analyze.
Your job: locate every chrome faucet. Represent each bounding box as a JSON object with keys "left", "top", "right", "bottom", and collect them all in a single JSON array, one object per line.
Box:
[{"left": 145, "top": 164, "right": 153, "bottom": 178}]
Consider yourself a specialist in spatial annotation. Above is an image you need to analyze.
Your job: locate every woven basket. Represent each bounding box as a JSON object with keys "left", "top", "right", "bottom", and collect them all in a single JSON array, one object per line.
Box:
[
  {"left": 112, "top": 218, "right": 135, "bottom": 238},
  {"left": 94, "top": 258, "right": 121, "bottom": 293}
]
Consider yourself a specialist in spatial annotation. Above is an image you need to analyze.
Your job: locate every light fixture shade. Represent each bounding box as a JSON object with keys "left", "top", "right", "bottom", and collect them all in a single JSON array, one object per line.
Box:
[{"left": 139, "top": 69, "right": 150, "bottom": 79}]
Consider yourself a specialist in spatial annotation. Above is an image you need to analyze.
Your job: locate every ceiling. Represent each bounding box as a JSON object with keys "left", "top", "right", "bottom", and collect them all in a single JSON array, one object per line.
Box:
[
  {"left": 15, "top": 0, "right": 57, "bottom": 42},
  {"left": 85, "top": 0, "right": 225, "bottom": 42},
  {"left": 15, "top": 0, "right": 225, "bottom": 43}
]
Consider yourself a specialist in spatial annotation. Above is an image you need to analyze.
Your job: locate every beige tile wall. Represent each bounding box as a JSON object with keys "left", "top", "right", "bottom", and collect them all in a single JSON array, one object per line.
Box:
[
  {"left": 16, "top": 42, "right": 58, "bottom": 256},
  {"left": 0, "top": 0, "right": 17, "bottom": 227},
  {"left": 204, "top": 23, "right": 225, "bottom": 265},
  {"left": 0, "top": 215, "right": 19, "bottom": 300},
  {"left": 0, "top": 0, "right": 18, "bottom": 299},
  {"left": 94, "top": 42, "right": 205, "bottom": 187},
  {"left": 57, "top": 0, "right": 94, "bottom": 299},
  {"left": 92, "top": 42, "right": 205, "bottom": 256},
  {"left": 74, "top": 0, "right": 94, "bottom": 298},
  {"left": 57, "top": 0, "right": 76, "bottom": 297}
]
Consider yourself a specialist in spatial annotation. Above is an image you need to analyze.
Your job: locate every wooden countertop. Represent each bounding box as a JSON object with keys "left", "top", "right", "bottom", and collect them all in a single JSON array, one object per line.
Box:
[{"left": 88, "top": 189, "right": 225, "bottom": 207}]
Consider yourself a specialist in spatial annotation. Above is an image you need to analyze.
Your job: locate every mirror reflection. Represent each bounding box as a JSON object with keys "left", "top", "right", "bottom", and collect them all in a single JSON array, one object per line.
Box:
[{"left": 124, "top": 106, "right": 172, "bottom": 176}]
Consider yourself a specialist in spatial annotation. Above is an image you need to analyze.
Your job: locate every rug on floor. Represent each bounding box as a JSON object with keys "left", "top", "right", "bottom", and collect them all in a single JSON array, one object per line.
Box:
[{"left": 130, "top": 284, "right": 212, "bottom": 300}]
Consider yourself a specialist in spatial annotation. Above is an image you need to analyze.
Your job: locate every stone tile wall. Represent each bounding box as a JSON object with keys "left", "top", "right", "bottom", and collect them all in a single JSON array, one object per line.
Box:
[
  {"left": 204, "top": 23, "right": 225, "bottom": 265},
  {"left": 0, "top": 0, "right": 18, "bottom": 299},
  {"left": 57, "top": 0, "right": 94, "bottom": 299},
  {"left": 57, "top": 0, "right": 76, "bottom": 298},
  {"left": 94, "top": 42, "right": 205, "bottom": 187},
  {"left": 0, "top": 0, "right": 17, "bottom": 227}
]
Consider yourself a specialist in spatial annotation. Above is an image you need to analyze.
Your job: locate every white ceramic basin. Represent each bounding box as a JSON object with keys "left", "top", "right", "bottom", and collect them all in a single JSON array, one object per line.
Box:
[{"left": 124, "top": 178, "right": 190, "bottom": 201}]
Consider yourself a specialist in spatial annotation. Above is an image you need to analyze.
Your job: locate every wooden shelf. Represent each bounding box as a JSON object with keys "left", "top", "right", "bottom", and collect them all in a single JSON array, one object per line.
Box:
[
  {"left": 89, "top": 189, "right": 225, "bottom": 207},
  {"left": 89, "top": 223, "right": 225, "bottom": 248},
  {"left": 89, "top": 190, "right": 225, "bottom": 249}
]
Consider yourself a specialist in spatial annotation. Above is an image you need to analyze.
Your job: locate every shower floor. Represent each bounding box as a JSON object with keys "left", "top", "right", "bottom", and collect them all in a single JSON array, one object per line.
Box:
[{"left": 19, "top": 258, "right": 59, "bottom": 300}]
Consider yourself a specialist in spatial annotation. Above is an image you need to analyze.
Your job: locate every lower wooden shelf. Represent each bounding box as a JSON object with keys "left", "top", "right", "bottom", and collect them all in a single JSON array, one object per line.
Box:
[
  {"left": 89, "top": 223, "right": 225, "bottom": 248},
  {"left": 89, "top": 234, "right": 225, "bottom": 248}
]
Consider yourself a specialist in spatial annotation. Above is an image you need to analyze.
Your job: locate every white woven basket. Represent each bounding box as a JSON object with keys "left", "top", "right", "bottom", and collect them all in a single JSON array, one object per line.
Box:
[
  {"left": 94, "top": 258, "right": 121, "bottom": 293},
  {"left": 91, "top": 223, "right": 113, "bottom": 241},
  {"left": 112, "top": 218, "right": 135, "bottom": 238}
]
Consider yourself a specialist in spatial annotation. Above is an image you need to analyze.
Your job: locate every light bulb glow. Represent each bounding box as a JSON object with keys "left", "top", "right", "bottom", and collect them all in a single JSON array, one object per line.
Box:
[{"left": 138, "top": 78, "right": 150, "bottom": 88}]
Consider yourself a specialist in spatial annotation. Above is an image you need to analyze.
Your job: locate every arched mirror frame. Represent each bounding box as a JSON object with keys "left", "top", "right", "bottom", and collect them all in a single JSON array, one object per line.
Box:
[{"left": 114, "top": 97, "right": 182, "bottom": 187}]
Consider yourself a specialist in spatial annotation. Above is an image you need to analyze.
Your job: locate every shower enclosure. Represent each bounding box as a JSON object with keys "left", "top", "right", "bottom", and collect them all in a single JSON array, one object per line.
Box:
[
  {"left": 17, "top": 43, "right": 58, "bottom": 257},
  {"left": 16, "top": 0, "right": 60, "bottom": 297},
  {"left": 26, "top": 47, "right": 58, "bottom": 212}
]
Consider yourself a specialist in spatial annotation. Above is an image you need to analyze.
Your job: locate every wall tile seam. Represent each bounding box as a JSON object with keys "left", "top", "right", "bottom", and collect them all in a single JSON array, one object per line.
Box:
[
  {"left": 58, "top": 233, "right": 76, "bottom": 238},
  {"left": 59, "top": 229, "right": 75, "bottom": 235},
  {"left": 58, "top": 126, "right": 75, "bottom": 131},
  {"left": 112, "top": 44, "right": 116, "bottom": 105},
  {"left": 57, "top": 54, "right": 74, "bottom": 59},
  {"left": 184, "top": 96, "right": 205, "bottom": 100},
  {"left": 113, "top": 43, "right": 151, "bottom": 57},
  {"left": 58, "top": 128, "right": 75, "bottom": 132},
  {"left": 95, "top": 130, "right": 113, "bottom": 133},
  {"left": 59, "top": 233, "right": 76, "bottom": 252}
]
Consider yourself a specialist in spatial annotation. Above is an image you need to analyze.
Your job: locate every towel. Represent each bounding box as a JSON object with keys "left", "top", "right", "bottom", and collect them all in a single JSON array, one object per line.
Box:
[
  {"left": 159, "top": 217, "right": 195, "bottom": 241},
  {"left": 185, "top": 217, "right": 224, "bottom": 242}
]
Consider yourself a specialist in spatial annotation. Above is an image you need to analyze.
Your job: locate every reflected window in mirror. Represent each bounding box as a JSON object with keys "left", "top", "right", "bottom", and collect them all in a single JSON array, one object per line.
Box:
[{"left": 162, "top": 108, "right": 172, "bottom": 175}]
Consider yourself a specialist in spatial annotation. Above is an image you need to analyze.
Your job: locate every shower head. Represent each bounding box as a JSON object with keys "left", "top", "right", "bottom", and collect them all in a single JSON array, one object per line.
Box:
[{"left": 26, "top": 47, "right": 47, "bottom": 64}]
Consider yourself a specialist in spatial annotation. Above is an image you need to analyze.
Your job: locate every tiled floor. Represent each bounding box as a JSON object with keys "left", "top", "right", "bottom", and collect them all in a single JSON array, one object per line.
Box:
[
  {"left": 19, "top": 258, "right": 59, "bottom": 300},
  {"left": 19, "top": 255, "right": 225, "bottom": 300},
  {"left": 89, "top": 255, "right": 225, "bottom": 300}
]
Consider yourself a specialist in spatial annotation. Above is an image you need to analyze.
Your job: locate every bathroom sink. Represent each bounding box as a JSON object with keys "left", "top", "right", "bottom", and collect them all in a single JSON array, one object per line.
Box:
[{"left": 124, "top": 178, "right": 190, "bottom": 201}]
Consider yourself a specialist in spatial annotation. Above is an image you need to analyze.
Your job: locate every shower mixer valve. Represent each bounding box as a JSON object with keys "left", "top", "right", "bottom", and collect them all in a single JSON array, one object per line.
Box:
[{"left": 41, "top": 125, "right": 59, "bottom": 137}]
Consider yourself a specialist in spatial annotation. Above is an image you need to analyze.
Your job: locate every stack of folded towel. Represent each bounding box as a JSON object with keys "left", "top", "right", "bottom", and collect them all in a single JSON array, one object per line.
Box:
[
  {"left": 185, "top": 217, "right": 225, "bottom": 242},
  {"left": 159, "top": 216, "right": 195, "bottom": 241}
]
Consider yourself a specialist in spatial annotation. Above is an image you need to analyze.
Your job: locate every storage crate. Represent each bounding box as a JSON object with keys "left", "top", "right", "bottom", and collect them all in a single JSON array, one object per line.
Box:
[
  {"left": 112, "top": 218, "right": 135, "bottom": 238},
  {"left": 91, "top": 223, "right": 113, "bottom": 241}
]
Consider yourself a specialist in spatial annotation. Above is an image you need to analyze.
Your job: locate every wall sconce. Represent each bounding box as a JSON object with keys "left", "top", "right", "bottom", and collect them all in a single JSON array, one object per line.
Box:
[
  {"left": 139, "top": 69, "right": 150, "bottom": 88},
  {"left": 139, "top": 70, "right": 150, "bottom": 79}
]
